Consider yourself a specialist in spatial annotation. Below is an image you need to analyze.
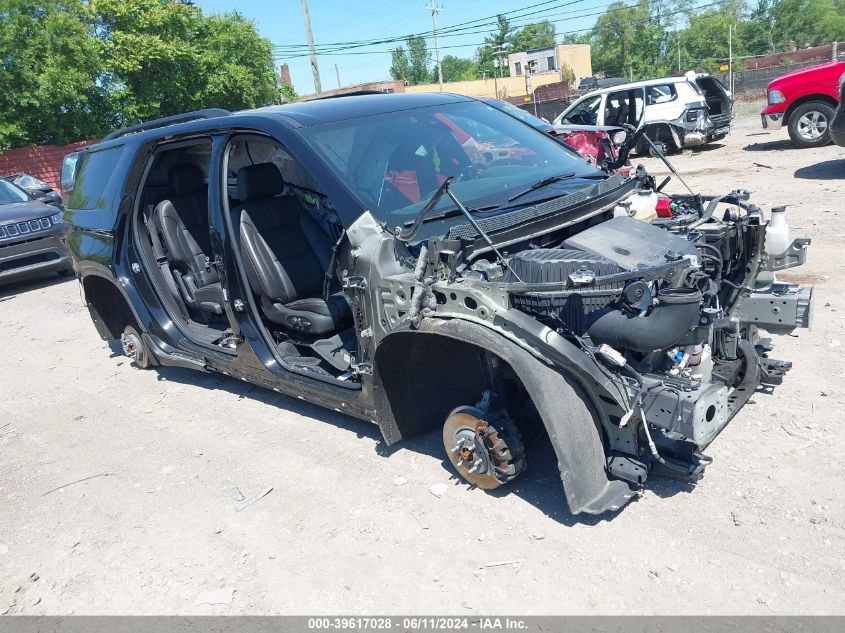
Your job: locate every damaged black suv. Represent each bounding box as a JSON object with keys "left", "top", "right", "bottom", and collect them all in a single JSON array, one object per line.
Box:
[{"left": 61, "top": 93, "right": 812, "bottom": 515}]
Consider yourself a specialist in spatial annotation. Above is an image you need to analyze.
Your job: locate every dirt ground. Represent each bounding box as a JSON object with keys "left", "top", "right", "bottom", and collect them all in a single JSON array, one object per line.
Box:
[{"left": 1, "top": 107, "right": 843, "bottom": 615}]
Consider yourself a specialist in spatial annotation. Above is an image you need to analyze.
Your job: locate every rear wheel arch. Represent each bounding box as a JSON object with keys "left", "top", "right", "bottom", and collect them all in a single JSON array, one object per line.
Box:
[
  {"left": 82, "top": 274, "right": 141, "bottom": 340},
  {"left": 372, "top": 319, "right": 624, "bottom": 514}
]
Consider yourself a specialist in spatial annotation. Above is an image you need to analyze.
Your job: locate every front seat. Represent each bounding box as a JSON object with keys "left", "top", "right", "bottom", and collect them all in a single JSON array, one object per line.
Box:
[
  {"left": 155, "top": 164, "right": 225, "bottom": 315},
  {"left": 235, "top": 163, "right": 351, "bottom": 335}
]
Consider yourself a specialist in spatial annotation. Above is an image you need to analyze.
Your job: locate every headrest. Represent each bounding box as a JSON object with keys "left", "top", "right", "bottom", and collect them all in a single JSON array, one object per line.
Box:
[
  {"left": 168, "top": 164, "right": 204, "bottom": 196},
  {"left": 237, "top": 163, "right": 284, "bottom": 202}
]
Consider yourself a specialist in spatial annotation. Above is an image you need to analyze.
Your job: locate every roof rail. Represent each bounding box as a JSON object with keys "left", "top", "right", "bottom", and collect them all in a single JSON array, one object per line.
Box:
[
  {"left": 314, "top": 90, "right": 394, "bottom": 100},
  {"left": 101, "top": 108, "right": 232, "bottom": 142}
]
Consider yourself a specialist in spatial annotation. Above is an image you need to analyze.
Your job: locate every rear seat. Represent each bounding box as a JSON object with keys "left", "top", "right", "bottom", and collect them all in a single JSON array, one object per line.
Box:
[{"left": 154, "top": 164, "right": 225, "bottom": 315}]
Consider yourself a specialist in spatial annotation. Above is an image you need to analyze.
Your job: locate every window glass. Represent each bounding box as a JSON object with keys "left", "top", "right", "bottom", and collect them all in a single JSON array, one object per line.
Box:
[
  {"left": 0, "top": 179, "right": 29, "bottom": 204},
  {"left": 67, "top": 146, "right": 124, "bottom": 210},
  {"left": 646, "top": 84, "right": 677, "bottom": 105},
  {"left": 301, "top": 101, "right": 600, "bottom": 224},
  {"left": 562, "top": 95, "right": 602, "bottom": 125},
  {"left": 547, "top": 56, "right": 555, "bottom": 71},
  {"left": 514, "top": 62, "right": 522, "bottom": 75},
  {"left": 604, "top": 89, "right": 645, "bottom": 127}
]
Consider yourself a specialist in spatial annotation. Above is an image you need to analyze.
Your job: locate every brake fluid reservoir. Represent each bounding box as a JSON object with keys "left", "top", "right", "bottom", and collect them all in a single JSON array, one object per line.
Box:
[
  {"left": 629, "top": 189, "right": 658, "bottom": 222},
  {"left": 765, "top": 206, "right": 790, "bottom": 256}
]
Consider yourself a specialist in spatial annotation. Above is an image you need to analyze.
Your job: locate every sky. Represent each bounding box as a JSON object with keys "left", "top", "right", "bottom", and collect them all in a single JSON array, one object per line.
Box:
[{"left": 195, "top": 0, "right": 612, "bottom": 95}]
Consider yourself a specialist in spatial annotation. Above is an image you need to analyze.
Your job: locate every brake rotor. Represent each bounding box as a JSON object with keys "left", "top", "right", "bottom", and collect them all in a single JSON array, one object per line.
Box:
[{"left": 442, "top": 405, "right": 525, "bottom": 490}]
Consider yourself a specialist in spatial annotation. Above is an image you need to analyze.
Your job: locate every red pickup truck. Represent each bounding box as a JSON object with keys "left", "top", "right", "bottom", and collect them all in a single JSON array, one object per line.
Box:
[{"left": 761, "top": 59, "right": 845, "bottom": 148}]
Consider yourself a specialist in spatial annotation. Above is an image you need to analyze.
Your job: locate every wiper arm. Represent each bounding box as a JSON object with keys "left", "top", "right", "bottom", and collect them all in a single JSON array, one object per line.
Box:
[
  {"left": 508, "top": 172, "right": 574, "bottom": 203},
  {"left": 506, "top": 171, "right": 606, "bottom": 203},
  {"left": 394, "top": 176, "right": 454, "bottom": 242},
  {"left": 394, "top": 178, "right": 522, "bottom": 282}
]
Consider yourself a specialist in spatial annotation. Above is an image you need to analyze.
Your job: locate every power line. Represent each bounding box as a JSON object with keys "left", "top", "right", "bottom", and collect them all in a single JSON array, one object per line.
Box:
[
  {"left": 273, "top": 1, "right": 722, "bottom": 60},
  {"left": 272, "top": 0, "right": 591, "bottom": 52}
]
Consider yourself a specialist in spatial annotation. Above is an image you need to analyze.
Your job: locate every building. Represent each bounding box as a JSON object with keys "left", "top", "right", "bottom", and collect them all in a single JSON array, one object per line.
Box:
[
  {"left": 507, "top": 44, "right": 592, "bottom": 86},
  {"left": 300, "top": 80, "right": 405, "bottom": 101}
]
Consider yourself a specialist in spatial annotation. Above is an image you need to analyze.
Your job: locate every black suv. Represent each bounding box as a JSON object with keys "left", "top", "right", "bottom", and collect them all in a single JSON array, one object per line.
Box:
[{"left": 62, "top": 94, "right": 812, "bottom": 516}]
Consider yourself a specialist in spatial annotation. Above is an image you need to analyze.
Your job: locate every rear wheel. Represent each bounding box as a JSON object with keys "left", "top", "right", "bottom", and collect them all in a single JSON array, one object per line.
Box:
[
  {"left": 788, "top": 101, "right": 834, "bottom": 148},
  {"left": 120, "top": 325, "right": 152, "bottom": 369},
  {"left": 442, "top": 405, "right": 526, "bottom": 490}
]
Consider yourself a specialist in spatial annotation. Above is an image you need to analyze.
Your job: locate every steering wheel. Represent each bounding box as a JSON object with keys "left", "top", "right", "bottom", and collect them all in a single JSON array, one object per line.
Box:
[
  {"left": 454, "top": 162, "right": 487, "bottom": 182},
  {"left": 485, "top": 157, "right": 526, "bottom": 169}
]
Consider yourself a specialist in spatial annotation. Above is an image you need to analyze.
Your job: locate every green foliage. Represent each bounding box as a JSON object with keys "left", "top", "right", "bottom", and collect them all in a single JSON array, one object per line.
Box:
[
  {"left": 389, "top": 46, "right": 411, "bottom": 82},
  {"left": 476, "top": 14, "right": 513, "bottom": 79},
  {"left": 439, "top": 55, "right": 478, "bottom": 83},
  {"left": 390, "top": 36, "right": 432, "bottom": 85},
  {"left": 0, "top": 0, "right": 282, "bottom": 150},
  {"left": 585, "top": 0, "right": 845, "bottom": 80},
  {"left": 509, "top": 20, "right": 556, "bottom": 53}
]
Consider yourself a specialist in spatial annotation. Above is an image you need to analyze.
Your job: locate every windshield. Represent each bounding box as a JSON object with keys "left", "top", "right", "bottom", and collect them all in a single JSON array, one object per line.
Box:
[
  {"left": 300, "top": 101, "right": 600, "bottom": 223},
  {"left": 488, "top": 100, "right": 548, "bottom": 128},
  {"left": 0, "top": 179, "right": 30, "bottom": 205}
]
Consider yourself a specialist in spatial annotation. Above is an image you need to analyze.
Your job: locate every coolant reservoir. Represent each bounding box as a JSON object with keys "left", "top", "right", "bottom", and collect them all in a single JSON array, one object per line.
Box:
[
  {"left": 629, "top": 189, "right": 658, "bottom": 222},
  {"left": 765, "top": 206, "right": 790, "bottom": 256}
]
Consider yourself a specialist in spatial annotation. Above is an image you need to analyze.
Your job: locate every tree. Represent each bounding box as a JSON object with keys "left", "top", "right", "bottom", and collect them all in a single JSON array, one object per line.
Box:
[
  {"left": 0, "top": 0, "right": 282, "bottom": 150},
  {"left": 439, "top": 56, "right": 478, "bottom": 83},
  {"left": 509, "top": 20, "right": 556, "bottom": 53},
  {"left": 406, "top": 35, "right": 433, "bottom": 85},
  {"left": 476, "top": 14, "right": 513, "bottom": 79},
  {"left": 0, "top": 0, "right": 109, "bottom": 150},
  {"left": 389, "top": 46, "right": 411, "bottom": 82},
  {"left": 769, "top": 0, "right": 845, "bottom": 49},
  {"left": 390, "top": 37, "right": 432, "bottom": 85}
]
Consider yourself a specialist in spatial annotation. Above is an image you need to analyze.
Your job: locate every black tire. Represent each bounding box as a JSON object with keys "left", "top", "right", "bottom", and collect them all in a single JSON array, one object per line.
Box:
[{"left": 787, "top": 101, "right": 835, "bottom": 148}]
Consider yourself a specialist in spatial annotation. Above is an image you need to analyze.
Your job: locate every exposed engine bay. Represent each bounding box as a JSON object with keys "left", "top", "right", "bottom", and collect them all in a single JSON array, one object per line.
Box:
[{"left": 379, "top": 170, "right": 813, "bottom": 496}]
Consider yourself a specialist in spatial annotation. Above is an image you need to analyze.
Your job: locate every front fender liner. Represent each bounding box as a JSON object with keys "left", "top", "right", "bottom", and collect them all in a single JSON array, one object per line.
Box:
[{"left": 379, "top": 318, "right": 635, "bottom": 515}]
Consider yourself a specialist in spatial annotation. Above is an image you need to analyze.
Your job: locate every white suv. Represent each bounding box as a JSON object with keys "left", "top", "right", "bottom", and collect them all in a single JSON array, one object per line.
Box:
[{"left": 554, "top": 72, "right": 733, "bottom": 155}]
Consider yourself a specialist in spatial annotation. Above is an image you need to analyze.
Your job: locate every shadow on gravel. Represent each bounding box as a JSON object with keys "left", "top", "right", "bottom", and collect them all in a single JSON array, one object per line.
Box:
[
  {"left": 743, "top": 138, "right": 794, "bottom": 152},
  {"left": 794, "top": 159, "right": 845, "bottom": 180},
  {"left": 0, "top": 271, "right": 73, "bottom": 299},
  {"left": 134, "top": 360, "right": 648, "bottom": 525}
]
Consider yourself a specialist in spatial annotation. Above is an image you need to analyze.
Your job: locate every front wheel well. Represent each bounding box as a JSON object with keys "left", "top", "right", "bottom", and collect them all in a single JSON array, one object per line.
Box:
[
  {"left": 373, "top": 332, "right": 537, "bottom": 442},
  {"left": 784, "top": 94, "right": 838, "bottom": 122},
  {"left": 82, "top": 275, "right": 140, "bottom": 340}
]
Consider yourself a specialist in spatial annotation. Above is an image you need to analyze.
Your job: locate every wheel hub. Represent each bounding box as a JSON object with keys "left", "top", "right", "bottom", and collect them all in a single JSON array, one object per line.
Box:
[
  {"left": 120, "top": 332, "right": 140, "bottom": 361},
  {"left": 442, "top": 406, "right": 525, "bottom": 490}
]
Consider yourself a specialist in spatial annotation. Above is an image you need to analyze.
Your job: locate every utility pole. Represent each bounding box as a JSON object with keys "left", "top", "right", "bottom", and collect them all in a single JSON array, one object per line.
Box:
[
  {"left": 426, "top": 1, "right": 443, "bottom": 92},
  {"left": 301, "top": 0, "right": 322, "bottom": 96},
  {"left": 335, "top": 64, "right": 341, "bottom": 89},
  {"left": 728, "top": 23, "right": 734, "bottom": 95},
  {"left": 677, "top": 33, "right": 681, "bottom": 72}
]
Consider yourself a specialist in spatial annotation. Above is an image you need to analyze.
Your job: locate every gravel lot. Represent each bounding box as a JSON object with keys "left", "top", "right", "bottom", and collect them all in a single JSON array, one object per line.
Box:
[{"left": 1, "top": 108, "right": 843, "bottom": 615}]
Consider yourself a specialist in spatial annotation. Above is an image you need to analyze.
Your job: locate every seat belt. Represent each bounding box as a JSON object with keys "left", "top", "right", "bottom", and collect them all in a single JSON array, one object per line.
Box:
[{"left": 145, "top": 206, "right": 188, "bottom": 314}]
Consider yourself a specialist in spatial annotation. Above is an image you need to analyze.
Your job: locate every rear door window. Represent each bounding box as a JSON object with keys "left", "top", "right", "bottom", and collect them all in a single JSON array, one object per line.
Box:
[
  {"left": 646, "top": 85, "right": 677, "bottom": 105},
  {"left": 66, "top": 146, "right": 124, "bottom": 210}
]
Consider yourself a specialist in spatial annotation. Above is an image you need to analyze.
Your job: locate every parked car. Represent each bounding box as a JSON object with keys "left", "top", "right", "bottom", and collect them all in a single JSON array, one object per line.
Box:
[
  {"left": 477, "top": 96, "right": 637, "bottom": 174},
  {"left": 761, "top": 60, "right": 845, "bottom": 148},
  {"left": 555, "top": 72, "right": 733, "bottom": 155},
  {"left": 62, "top": 95, "right": 811, "bottom": 516},
  {"left": 825, "top": 68, "right": 845, "bottom": 147},
  {"left": 8, "top": 173, "right": 63, "bottom": 207},
  {"left": 577, "top": 76, "right": 628, "bottom": 94},
  {"left": 0, "top": 176, "right": 70, "bottom": 284}
]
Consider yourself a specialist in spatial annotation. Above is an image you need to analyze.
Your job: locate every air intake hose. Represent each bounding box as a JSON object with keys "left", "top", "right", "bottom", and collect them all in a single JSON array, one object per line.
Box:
[{"left": 585, "top": 287, "right": 702, "bottom": 353}]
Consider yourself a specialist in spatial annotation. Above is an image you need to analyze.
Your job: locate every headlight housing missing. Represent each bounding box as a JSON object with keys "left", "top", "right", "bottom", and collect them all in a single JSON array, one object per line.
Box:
[{"left": 768, "top": 89, "right": 786, "bottom": 104}]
